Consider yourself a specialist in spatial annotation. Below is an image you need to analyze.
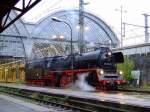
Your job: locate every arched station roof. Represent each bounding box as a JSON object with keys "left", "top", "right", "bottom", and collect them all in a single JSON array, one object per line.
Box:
[
  {"left": 0, "top": 10, "right": 120, "bottom": 61},
  {"left": 32, "top": 10, "right": 119, "bottom": 48}
]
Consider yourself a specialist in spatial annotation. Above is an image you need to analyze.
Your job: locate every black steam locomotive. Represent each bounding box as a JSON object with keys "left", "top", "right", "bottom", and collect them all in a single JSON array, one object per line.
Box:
[{"left": 26, "top": 47, "right": 125, "bottom": 90}]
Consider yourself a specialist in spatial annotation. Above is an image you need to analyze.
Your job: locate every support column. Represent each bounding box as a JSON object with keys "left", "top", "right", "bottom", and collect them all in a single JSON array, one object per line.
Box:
[
  {"left": 79, "top": 0, "right": 84, "bottom": 53},
  {"left": 143, "top": 14, "right": 149, "bottom": 43}
]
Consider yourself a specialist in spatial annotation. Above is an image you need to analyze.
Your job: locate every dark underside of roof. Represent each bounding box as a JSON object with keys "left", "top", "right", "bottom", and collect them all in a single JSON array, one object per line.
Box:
[{"left": 0, "top": 0, "right": 19, "bottom": 19}]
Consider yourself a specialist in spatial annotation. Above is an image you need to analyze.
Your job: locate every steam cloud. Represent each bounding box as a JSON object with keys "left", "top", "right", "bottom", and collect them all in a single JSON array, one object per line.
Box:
[{"left": 75, "top": 72, "right": 95, "bottom": 91}]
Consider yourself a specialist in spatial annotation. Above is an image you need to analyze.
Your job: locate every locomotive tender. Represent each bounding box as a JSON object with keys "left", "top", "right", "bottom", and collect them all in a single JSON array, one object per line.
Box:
[{"left": 26, "top": 47, "right": 125, "bottom": 90}]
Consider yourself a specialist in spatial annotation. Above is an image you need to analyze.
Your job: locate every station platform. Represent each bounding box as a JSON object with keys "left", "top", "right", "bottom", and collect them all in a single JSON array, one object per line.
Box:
[
  {"left": 0, "top": 94, "right": 55, "bottom": 112},
  {"left": 0, "top": 83, "right": 150, "bottom": 109}
]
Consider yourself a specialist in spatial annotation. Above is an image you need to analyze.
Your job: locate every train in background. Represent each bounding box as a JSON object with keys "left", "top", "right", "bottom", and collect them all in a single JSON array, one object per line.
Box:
[
  {"left": 25, "top": 47, "right": 125, "bottom": 90},
  {"left": 0, "top": 47, "right": 126, "bottom": 90},
  {"left": 0, "top": 60, "right": 25, "bottom": 83}
]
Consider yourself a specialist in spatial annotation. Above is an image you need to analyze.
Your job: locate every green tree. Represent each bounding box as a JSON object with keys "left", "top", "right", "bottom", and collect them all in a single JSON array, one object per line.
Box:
[{"left": 117, "top": 57, "right": 134, "bottom": 83}]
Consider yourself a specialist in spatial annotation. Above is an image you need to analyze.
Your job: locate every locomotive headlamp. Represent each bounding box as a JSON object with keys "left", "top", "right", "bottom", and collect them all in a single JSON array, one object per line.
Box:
[
  {"left": 108, "top": 52, "right": 112, "bottom": 56},
  {"left": 100, "top": 69, "right": 104, "bottom": 75},
  {"left": 119, "top": 70, "right": 123, "bottom": 75}
]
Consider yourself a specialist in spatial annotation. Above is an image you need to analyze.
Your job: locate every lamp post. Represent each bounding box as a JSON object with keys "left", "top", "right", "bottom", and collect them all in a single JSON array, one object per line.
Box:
[{"left": 51, "top": 17, "right": 73, "bottom": 70}]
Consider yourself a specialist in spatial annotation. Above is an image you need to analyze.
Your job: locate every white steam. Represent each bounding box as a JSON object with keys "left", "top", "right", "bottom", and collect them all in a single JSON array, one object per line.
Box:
[{"left": 75, "top": 73, "right": 95, "bottom": 91}]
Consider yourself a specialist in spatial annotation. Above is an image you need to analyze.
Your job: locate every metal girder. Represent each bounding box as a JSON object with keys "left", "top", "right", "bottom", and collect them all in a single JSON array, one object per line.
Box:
[
  {"left": 0, "top": 0, "right": 41, "bottom": 33},
  {"left": 0, "top": 34, "right": 78, "bottom": 43}
]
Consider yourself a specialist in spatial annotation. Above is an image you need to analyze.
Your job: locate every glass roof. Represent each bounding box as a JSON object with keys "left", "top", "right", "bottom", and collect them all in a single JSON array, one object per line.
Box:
[
  {"left": 30, "top": 10, "right": 119, "bottom": 47},
  {"left": 17, "top": 0, "right": 79, "bottom": 23},
  {"left": 16, "top": 0, "right": 150, "bottom": 46},
  {"left": 1, "top": 0, "right": 149, "bottom": 60}
]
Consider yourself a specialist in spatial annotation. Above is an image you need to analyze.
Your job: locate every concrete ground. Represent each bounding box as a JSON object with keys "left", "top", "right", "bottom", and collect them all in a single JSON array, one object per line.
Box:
[{"left": 0, "top": 94, "right": 54, "bottom": 112}]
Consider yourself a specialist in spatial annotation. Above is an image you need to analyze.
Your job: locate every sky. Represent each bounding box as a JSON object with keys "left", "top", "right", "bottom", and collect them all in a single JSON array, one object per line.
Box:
[{"left": 16, "top": 0, "right": 150, "bottom": 46}]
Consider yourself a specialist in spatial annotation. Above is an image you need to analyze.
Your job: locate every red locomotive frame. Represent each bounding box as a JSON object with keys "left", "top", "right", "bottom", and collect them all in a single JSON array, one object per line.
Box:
[{"left": 27, "top": 68, "right": 126, "bottom": 90}]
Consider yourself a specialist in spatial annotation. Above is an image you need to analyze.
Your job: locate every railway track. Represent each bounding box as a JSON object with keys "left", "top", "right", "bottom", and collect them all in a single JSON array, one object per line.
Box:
[
  {"left": 0, "top": 87, "right": 93, "bottom": 112},
  {"left": 95, "top": 88, "right": 150, "bottom": 95},
  {"left": 117, "top": 88, "right": 150, "bottom": 94},
  {"left": 0, "top": 86, "right": 149, "bottom": 112},
  {"left": 96, "top": 89, "right": 150, "bottom": 94}
]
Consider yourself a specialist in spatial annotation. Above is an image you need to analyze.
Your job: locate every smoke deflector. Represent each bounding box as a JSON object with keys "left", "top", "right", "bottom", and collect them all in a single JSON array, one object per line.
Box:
[{"left": 113, "top": 52, "right": 124, "bottom": 63}]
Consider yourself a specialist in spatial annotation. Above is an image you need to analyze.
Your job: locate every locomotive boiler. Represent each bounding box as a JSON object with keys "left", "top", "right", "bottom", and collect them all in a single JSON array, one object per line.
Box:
[{"left": 26, "top": 47, "right": 125, "bottom": 90}]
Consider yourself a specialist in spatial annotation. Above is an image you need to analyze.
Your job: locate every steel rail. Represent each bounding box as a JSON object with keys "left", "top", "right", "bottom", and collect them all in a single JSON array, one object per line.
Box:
[{"left": 0, "top": 86, "right": 133, "bottom": 112}]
